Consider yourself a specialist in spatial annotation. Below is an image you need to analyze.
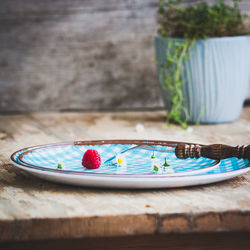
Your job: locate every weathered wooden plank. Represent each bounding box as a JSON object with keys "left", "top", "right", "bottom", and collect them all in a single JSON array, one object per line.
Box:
[
  {"left": 0, "top": 0, "right": 248, "bottom": 17},
  {"left": 0, "top": 0, "right": 157, "bottom": 17},
  {"left": 2, "top": 233, "right": 250, "bottom": 250},
  {"left": 0, "top": 8, "right": 161, "bottom": 111}
]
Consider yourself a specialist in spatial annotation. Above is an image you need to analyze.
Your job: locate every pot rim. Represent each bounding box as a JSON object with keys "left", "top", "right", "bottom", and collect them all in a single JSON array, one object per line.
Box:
[{"left": 156, "top": 34, "right": 250, "bottom": 43}]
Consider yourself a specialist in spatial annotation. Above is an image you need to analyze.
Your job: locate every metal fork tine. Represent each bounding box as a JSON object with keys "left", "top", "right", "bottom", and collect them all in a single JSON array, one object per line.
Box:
[{"left": 104, "top": 144, "right": 174, "bottom": 164}]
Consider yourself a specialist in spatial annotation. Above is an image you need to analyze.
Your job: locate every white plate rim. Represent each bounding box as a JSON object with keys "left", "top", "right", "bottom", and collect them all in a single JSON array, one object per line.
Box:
[{"left": 10, "top": 159, "right": 250, "bottom": 188}]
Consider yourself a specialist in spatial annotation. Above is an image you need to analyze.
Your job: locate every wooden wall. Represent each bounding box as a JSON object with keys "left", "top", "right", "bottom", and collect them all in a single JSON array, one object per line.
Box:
[{"left": 0, "top": 0, "right": 249, "bottom": 111}]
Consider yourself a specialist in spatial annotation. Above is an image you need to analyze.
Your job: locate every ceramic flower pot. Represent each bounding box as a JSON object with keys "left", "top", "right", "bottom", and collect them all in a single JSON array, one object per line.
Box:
[{"left": 155, "top": 35, "right": 250, "bottom": 123}]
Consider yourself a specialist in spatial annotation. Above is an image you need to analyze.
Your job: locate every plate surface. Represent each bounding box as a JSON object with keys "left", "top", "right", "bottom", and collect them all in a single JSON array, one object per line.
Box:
[{"left": 10, "top": 140, "right": 250, "bottom": 189}]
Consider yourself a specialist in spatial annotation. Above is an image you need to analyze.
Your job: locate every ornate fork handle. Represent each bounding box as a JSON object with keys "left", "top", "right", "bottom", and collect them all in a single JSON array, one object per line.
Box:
[{"left": 175, "top": 144, "right": 250, "bottom": 160}]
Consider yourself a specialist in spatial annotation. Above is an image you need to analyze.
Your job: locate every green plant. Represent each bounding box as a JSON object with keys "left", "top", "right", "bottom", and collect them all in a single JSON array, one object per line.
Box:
[
  {"left": 159, "top": 38, "right": 191, "bottom": 128},
  {"left": 157, "top": 0, "right": 249, "bottom": 128}
]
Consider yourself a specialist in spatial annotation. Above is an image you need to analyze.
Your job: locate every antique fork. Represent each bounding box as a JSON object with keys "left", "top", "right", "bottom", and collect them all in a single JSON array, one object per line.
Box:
[{"left": 104, "top": 143, "right": 250, "bottom": 164}]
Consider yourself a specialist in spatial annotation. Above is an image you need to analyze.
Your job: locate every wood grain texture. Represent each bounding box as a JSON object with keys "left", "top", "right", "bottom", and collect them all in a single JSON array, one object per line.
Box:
[
  {"left": 1, "top": 232, "right": 250, "bottom": 250},
  {"left": 0, "top": 107, "right": 250, "bottom": 241},
  {"left": 0, "top": 0, "right": 249, "bottom": 111},
  {"left": 175, "top": 144, "right": 250, "bottom": 160}
]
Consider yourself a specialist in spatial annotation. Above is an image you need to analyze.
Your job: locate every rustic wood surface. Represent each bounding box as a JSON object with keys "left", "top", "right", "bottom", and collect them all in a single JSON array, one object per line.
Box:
[
  {"left": 0, "top": 0, "right": 250, "bottom": 111},
  {"left": 2, "top": 232, "right": 250, "bottom": 250},
  {"left": 0, "top": 107, "right": 250, "bottom": 242}
]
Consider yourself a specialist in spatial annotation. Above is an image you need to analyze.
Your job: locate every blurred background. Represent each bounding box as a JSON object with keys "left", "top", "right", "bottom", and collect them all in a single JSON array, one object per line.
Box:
[
  {"left": 0, "top": 0, "right": 250, "bottom": 112},
  {"left": 0, "top": 0, "right": 160, "bottom": 112}
]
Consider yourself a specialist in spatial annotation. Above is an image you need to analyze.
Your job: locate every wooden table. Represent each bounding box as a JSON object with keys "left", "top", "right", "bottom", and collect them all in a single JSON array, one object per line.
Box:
[{"left": 0, "top": 108, "right": 250, "bottom": 249}]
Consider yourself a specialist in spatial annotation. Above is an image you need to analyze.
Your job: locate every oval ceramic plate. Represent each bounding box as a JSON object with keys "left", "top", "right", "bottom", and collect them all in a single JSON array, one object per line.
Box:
[{"left": 10, "top": 140, "right": 250, "bottom": 189}]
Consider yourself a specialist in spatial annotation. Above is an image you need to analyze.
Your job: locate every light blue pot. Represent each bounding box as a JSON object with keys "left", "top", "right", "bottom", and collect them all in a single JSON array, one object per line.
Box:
[{"left": 155, "top": 35, "right": 250, "bottom": 123}]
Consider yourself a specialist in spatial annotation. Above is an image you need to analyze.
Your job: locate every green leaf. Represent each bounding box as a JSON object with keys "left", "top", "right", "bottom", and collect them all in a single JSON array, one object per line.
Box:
[
  {"left": 163, "top": 157, "right": 170, "bottom": 167},
  {"left": 57, "top": 163, "right": 63, "bottom": 169},
  {"left": 151, "top": 152, "right": 156, "bottom": 159},
  {"left": 154, "top": 166, "right": 159, "bottom": 171}
]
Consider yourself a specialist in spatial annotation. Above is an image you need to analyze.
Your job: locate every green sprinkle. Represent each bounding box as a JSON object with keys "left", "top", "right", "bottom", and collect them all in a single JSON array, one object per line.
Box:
[
  {"left": 151, "top": 151, "right": 156, "bottom": 159},
  {"left": 57, "top": 163, "right": 63, "bottom": 169},
  {"left": 163, "top": 158, "right": 170, "bottom": 167},
  {"left": 153, "top": 165, "right": 159, "bottom": 171}
]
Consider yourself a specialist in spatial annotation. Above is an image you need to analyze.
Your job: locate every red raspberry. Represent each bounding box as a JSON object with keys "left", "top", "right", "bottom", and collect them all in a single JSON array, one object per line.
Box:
[{"left": 82, "top": 149, "right": 101, "bottom": 169}]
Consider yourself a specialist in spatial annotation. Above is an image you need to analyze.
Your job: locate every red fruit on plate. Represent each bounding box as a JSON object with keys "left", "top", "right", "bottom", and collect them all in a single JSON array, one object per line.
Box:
[{"left": 82, "top": 149, "right": 101, "bottom": 169}]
